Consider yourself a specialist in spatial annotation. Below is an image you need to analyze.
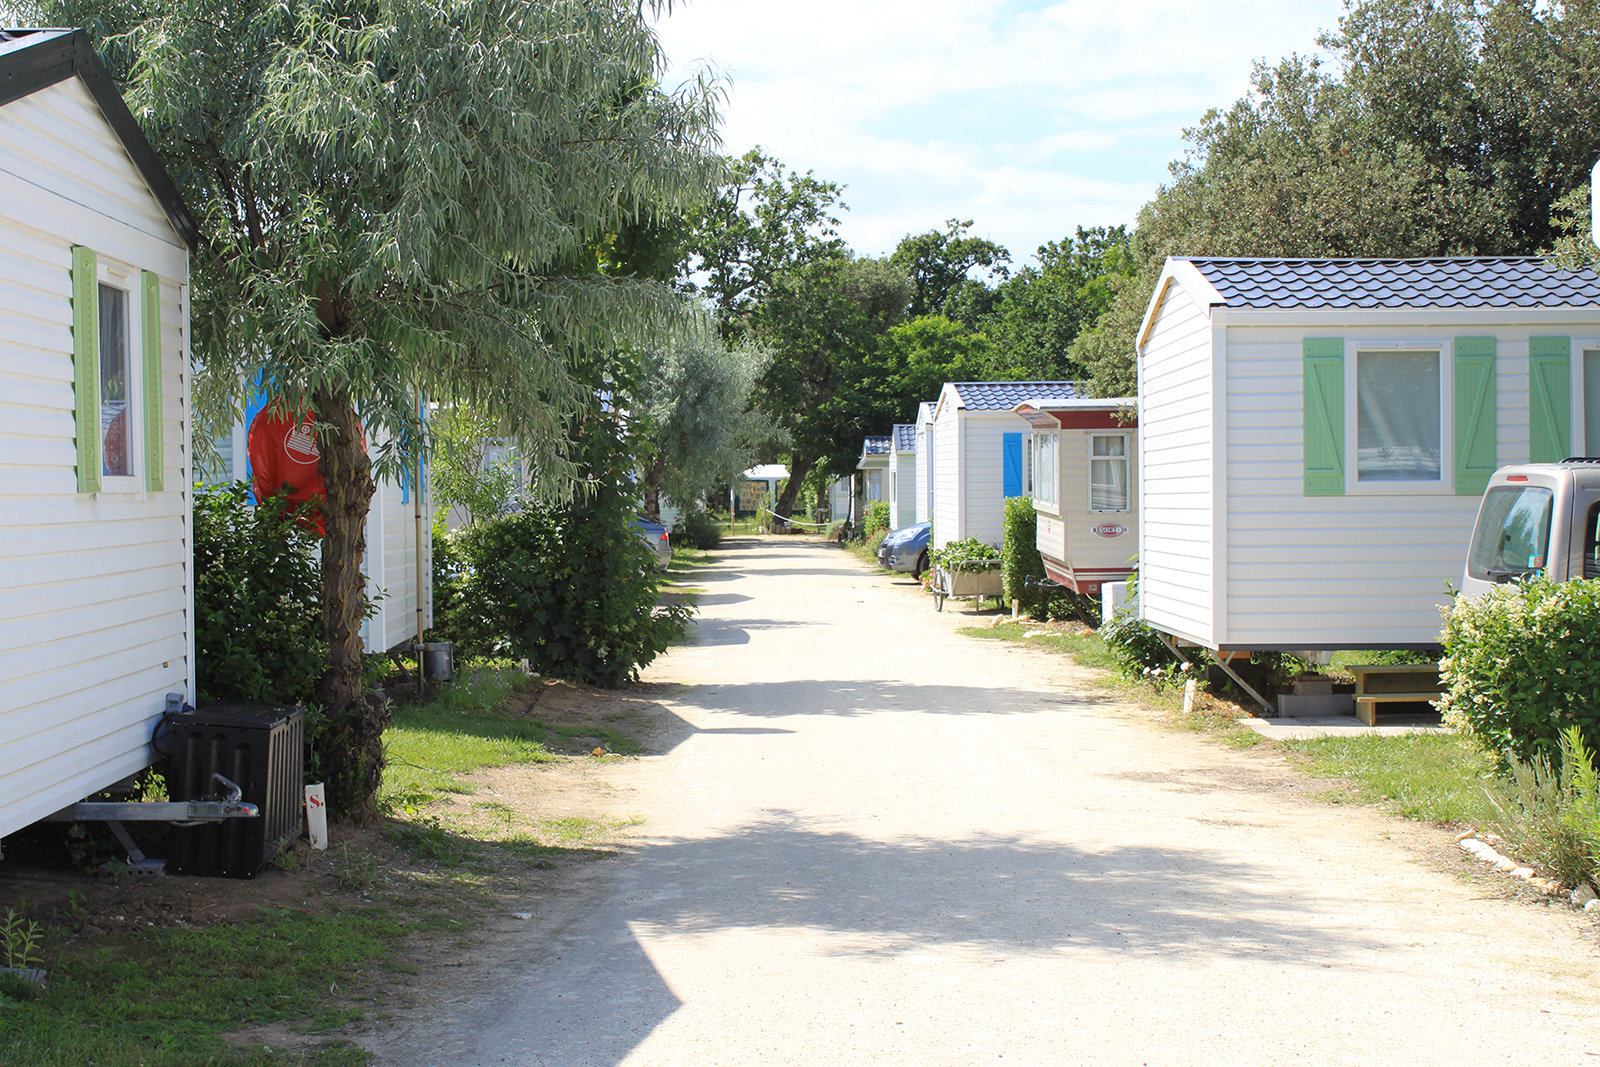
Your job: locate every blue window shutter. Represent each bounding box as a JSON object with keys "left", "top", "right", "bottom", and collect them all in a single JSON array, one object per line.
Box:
[
  {"left": 1528, "top": 336, "right": 1571, "bottom": 464},
  {"left": 1454, "top": 337, "right": 1497, "bottom": 496},
  {"left": 1302, "top": 338, "right": 1344, "bottom": 496},
  {"left": 1002, "top": 433, "right": 1022, "bottom": 496}
]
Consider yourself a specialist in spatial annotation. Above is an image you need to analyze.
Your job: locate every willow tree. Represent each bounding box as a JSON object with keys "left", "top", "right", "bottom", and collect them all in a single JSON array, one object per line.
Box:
[{"left": 54, "top": 0, "right": 720, "bottom": 816}]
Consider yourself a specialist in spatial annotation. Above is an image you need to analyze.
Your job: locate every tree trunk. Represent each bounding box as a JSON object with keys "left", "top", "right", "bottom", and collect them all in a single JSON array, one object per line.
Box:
[
  {"left": 312, "top": 386, "right": 388, "bottom": 822},
  {"left": 642, "top": 452, "right": 667, "bottom": 523},
  {"left": 773, "top": 453, "right": 813, "bottom": 520}
]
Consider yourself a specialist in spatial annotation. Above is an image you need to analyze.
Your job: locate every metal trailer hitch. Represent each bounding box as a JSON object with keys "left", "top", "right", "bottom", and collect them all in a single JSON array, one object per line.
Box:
[{"left": 41, "top": 772, "right": 261, "bottom": 876}]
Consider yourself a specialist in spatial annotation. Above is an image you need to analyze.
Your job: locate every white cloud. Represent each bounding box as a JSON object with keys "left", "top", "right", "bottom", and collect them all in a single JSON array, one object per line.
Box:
[{"left": 653, "top": 0, "right": 1345, "bottom": 262}]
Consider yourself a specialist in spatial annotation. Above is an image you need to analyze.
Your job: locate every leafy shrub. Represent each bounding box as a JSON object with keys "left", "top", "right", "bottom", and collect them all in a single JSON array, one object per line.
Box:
[
  {"left": 862, "top": 500, "right": 892, "bottom": 541},
  {"left": 672, "top": 508, "right": 723, "bottom": 550},
  {"left": 930, "top": 537, "right": 1001, "bottom": 571},
  {"left": 999, "top": 496, "right": 1093, "bottom": 620},
  {"left": 827, "top": 520, "right": 847, "bottom": 541},
  {"left": 866, "top": 528, "right": 888, "bottom": 552},
  {"left": 1099, "top": 606, "right": 1182, "bottom": 677},
  {"left": 452, "top": 411, "right": 692, "bottom": 688},
  {"left": 193, "top": 483, "right": 326, "bottom": 705},
  {"left": 1486, "top": 726, "right": 1600, "bottom": 888},
  {"left": 1439, "top": 577, "right": 1600, "bottom": 768}
]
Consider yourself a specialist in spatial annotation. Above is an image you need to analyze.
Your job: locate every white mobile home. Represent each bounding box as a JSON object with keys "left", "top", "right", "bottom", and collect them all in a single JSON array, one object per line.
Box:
[
  {"left": 856, "top": 436, "right": 890, "bottom": 519},
  {"left": 0, "top": 29, "right": 199, "bottom": 842},
  {"left": 1013, "top": 397, "right": 1138, "bottom": 597},
  {"left": 887, "top": 424, "right": 917, "bottom": 530},
  {"left": 914, "top": 402, "right": 935, "bottom": 524},
  {"left": 1137, "top": 256, "right": 1600, "bottom": 651},
  {"left": 929, "top": 381, "right": 1077, "bottom": 550}
]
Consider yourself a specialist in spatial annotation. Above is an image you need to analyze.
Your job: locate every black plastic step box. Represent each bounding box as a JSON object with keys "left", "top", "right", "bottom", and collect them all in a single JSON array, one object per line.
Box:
[{"left": 168, "top": 704, "right": 304, "bottom": 878}]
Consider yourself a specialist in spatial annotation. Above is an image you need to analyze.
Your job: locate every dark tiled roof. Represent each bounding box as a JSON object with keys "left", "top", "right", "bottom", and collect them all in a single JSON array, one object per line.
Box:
[
  {"left": 1183, "top": 257, "right": 1600, "bottom": 310},
  {"left": 892, "top": 424, "right": 916, "bottom": 452},
  {"left": 861, "top": 436, "right": 891, "bottom": 455},
  {"left": 950, "top": 381, "right": 1080, "bottom": 411}
]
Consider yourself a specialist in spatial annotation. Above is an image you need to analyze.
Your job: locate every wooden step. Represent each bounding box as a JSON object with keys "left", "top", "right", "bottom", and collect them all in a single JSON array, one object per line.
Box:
[{"left": 1354, "top": 692, "right": 1441, "bottom": 726}]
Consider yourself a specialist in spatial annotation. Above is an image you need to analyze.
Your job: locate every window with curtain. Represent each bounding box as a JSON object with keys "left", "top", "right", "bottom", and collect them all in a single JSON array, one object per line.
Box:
[
  {"left": 99, "top": 282, "right": 133, "bottom": 478},
  {"left": 1034, "top": 432, "right": 1057, "bottom": 506},
  {"left": 1356, "top": 350, "right": 1441, "bottom": 481},
  {"left": 1089, "top": 433, "right": 1129, "bottom": 511}
]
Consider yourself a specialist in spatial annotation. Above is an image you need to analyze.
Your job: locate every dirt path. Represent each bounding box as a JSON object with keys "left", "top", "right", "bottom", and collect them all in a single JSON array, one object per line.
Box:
[{"left": 365, "top": 535, "right": 1600, "bottom": 1066}]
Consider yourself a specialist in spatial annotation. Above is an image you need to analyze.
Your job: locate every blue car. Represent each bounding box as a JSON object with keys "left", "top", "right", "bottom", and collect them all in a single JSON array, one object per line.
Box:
[{"left": 877, "top": 521, "right": 932, "bottom": 578}]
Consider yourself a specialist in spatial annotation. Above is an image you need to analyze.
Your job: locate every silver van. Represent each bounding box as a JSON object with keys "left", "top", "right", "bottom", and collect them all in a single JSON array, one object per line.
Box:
[{"left": 1461, "top": 460, "right": 1600, "bottom": 599}]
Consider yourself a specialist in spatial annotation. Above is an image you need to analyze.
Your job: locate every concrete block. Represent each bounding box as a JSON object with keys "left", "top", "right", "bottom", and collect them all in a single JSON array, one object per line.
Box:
[{"left": 1276, "top": 693, "right": 1355, "bottom": 718}]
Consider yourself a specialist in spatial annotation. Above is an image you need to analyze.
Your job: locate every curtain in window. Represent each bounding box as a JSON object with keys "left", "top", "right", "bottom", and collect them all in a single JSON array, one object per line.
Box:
[
  {"left": 1357, "top": 351, "right": 1440, "bottom": 481},
  {"left": 1090, "top": 435, "right": 1128, "bottom": 510}
]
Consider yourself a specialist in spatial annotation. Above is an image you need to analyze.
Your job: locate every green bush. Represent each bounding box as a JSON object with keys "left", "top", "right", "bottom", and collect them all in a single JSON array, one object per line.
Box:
[
  {"left": 1486, "top": 726, "right": 1600, "bottom": 888},
  {"left": 999, "top": 496, "right": 1094, "bottom": 621},
  {"left": 193, "top": 483, "right": 326, "bottom": 706},
  {"left": 452, "top": 412, "right": 692, "bottom": 688},
  {"left": 672, "top": 508, "right": 723, "bottom": 550},
  {"left": 866, "top": 528, "right": 888, "bottom": 552},
  {"left": 930, "top": 537, "right": 1001, "bottom": 571},
  {"left": 1439, "top": 577, "right": 1600, "bottom": 768},
  {"left": 827, "top": 520, "right": 847, "bottom": 541},
  {"left": 1099, "top": 606, "right": 1183, "bottom": 678},
  {"left": 862, "top": 500, "right": 892, "bottom": 541}
]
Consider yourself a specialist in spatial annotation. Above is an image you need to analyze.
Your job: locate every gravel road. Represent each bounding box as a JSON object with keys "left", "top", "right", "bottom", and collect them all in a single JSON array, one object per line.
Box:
[{"left": 368, "top": 535, "right": 1600, "bottom": 1066}]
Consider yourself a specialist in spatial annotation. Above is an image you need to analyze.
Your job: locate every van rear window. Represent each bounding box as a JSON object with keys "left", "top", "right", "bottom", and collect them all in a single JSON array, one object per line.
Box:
[{"left": 1468, "top": 486, "right": 1554, "bottom": 583}]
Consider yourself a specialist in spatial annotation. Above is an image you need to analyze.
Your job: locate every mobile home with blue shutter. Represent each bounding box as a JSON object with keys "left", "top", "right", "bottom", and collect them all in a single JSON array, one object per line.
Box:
[
  {"left": 1135, "top": 256, "right": 1600, "bottom": 652},
  {"left": 0, "top": 29, "right": 199, "bottom": 843},
  {"left": 928, "top": 381, "right": 1078, "bottom": 550}
]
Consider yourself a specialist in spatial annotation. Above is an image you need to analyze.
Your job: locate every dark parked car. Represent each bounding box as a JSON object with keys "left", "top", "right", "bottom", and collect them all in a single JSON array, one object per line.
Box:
[
  {"left": 877, "top": 521, "right": 931, "bottom": 578},
  {"left": 635, "top": 516, "right": 672, "bottom": 571}
]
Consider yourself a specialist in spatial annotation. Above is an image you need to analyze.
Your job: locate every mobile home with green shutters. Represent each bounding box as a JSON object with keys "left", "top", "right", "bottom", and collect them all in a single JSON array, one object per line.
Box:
[
  {"left": 929, "top": 381, "right": 1077, "bottom": 550},
  {"left": 0, "top": 30, "right": 197, "bottom": 842},
  {"left": 1135, "top": 256, "right": 1600, "bottom": 652}
]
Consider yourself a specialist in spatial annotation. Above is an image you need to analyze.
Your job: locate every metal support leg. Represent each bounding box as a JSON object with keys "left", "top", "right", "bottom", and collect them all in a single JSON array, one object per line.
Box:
[{"left": 1150, "top": 631, "right": 1276, "bottom": 717}]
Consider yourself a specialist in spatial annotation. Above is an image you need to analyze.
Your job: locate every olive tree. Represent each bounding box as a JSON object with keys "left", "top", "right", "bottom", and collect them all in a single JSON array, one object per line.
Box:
[{"left": 51, "top": 0, "right": 721, "bottom": 817}]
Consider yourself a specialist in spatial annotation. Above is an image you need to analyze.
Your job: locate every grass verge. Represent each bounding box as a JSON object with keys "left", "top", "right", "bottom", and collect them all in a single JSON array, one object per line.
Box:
[{"left": 1278, "top": 732, "right": 1496, "bottom": 824}]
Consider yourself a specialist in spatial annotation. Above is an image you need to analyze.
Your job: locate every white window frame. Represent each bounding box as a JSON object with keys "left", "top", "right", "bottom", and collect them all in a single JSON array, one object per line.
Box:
[
  {"left": 1087, "top": 430, "right": 1132, "bottom": 513},
  {"left": 1033, "top": 430, "right": 1059, "bottom": 511},
  {"left": 1571, "top": 340, "right": 1600, "bottom": 459},
  {"left": 1345, "top": 340, "right": 1453, "bottom": 495},
  {"left": 97, "top": 259, "right": 143, "bottom": 492}
]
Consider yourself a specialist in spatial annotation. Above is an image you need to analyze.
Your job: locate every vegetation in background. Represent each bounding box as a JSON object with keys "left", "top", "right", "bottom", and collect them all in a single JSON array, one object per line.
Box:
[
  {"left": 1439, "top": 576, "right": 1600, "bottom": 769},
  {"left": 427, "top": 407, "right": 524, "bottom": 533},
  {"left": 671, "top": 509, "right": 724, "bottom": 550},
  {"left": 448, "top": 397, "right": 692, "bottom": 688},
  {"left": 1484, "top": 726, "right": 1600, "bottom": 889},
  {"left": 861, "top": 500, "right": 893, "bottom": 542},
  {"left": 1068, "top": 0, "right": 1600, "bottom": 395}
]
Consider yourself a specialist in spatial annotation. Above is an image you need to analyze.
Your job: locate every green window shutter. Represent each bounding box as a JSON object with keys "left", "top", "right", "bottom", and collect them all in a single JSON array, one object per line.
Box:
[
  {"left": 71, "top": 245, "right": 101, "bottom": 493},
  {"left": 1528, "top": 336, "right": 1571, "bottom": 465},
  {"left": 141, "top": 271, "right": 164, "bottom": 492},
  {"left": 1303, "top": 338, "right": 1344, "bottom": 496},
  {"left": 1454, "top": 337, "right": 1497, "bottom": 496}
]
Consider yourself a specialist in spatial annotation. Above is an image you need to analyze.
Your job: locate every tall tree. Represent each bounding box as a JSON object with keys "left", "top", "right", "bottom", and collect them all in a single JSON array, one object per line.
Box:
[
  {"left": 1071, "top": 0, "right": 1600, "bottom": 395},
  {"left": 983, "top": 226, "right": 1134, "bottom": 380},
  {"left": 683, "top": 148, "right": 848, "bottom": 337},
  {"left": 634, "top": 326, "right": 768, "bottom": 521},
  {"left": 752, "top": 254, "right": 912, "bottom": 517},
  {"left": 55, "top": 0, "right": 721, "bottom": 817},
  {"left": 891, "top": 219, "right": 1011, "bottom": 320}
]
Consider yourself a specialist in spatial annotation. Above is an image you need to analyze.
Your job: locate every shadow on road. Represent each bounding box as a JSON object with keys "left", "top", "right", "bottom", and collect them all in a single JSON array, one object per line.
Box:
[
  {"left": 675, "top": 677, "right": 1115, "bottom": 716},
  {"left": 402, "top": 813, "right": 1391, "bottom": 1066}
]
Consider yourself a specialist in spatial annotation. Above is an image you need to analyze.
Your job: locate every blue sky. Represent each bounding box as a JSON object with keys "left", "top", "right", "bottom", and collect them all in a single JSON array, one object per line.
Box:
[{"left": 653, "top": 0, "right": 1348, "bottom": 268}]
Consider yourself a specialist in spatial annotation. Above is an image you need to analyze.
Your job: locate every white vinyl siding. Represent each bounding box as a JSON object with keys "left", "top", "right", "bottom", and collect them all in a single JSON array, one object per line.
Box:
[
  {"left": 1219, "top": 323, "right": 1541, "bottom": 648},
  {"left": 0, "top": 77, "right": 192, "bottom": 840},
  {"left": 931, "top": 397, "right": 962, "bottom": 548},
  {"left": 363, "top": 473, "right": 433, "bottom": 654},
  {"left": 889, "top": 446, "right": 916, "bottom": 530},
  {"left": 1137, "top": 281, "right": 1215, "bottom": 646}
]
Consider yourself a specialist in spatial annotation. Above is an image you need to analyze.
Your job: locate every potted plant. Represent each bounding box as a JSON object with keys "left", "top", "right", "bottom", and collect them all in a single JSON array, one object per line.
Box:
[{"left": 929, "top": 538, "right": 1003, "bottom": 608}]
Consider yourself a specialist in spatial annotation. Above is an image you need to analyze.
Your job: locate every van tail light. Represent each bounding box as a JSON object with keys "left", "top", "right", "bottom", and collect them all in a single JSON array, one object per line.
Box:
[{"left": 1506, "top": 474, "right": 1529, "bottom": 482}]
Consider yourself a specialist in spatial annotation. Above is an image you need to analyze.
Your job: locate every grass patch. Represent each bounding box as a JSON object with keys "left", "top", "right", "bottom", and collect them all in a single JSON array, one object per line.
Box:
[
  {"left": 1279, "top": 732, "right": 1497, "bottom": 823},
  {"left": 0, "top": 901, "right": 420, "bottom": 1067}
]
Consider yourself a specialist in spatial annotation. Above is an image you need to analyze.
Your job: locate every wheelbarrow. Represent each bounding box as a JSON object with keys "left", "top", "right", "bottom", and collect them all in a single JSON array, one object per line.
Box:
[{"left": 931, "top": 562, "right": 1003, "bottom": 612}]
